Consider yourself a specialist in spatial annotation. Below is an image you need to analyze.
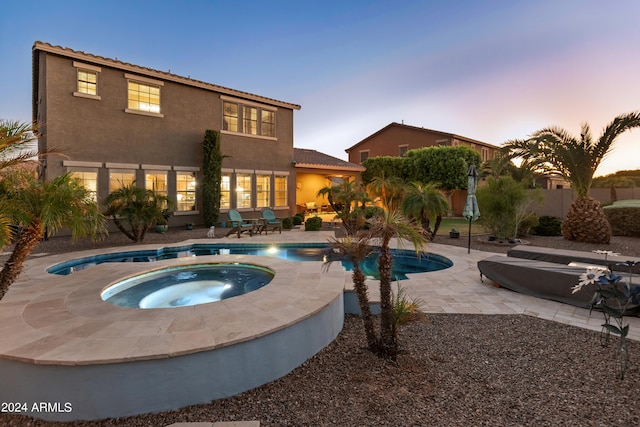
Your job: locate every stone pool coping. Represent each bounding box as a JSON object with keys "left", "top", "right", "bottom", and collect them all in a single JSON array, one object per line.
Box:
[{"left": 0, "top": 248, "right": 346, "bottom": 366}]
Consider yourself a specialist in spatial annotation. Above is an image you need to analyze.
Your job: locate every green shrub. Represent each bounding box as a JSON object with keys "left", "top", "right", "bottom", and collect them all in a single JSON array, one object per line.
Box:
[
  {"left": 282, "top": 217, "right": 293, "bottom": 230},
  {"left": 304, "top": 216, "right": 323, "bottom": 231},
  {"left": 532, "top": 216, "right": 563, "bottom": 236},
  {"left": 518, "top": 213, "right": 539, "bottom": 236},
  {"left": 292, "top": 213, "right": 304, "bottom": 226},
  {"left": 477, "top": 176, "right": 542, "bottom": 239},
  {"left": 604, "top": 203, "right": 640, "bottom": 236}
]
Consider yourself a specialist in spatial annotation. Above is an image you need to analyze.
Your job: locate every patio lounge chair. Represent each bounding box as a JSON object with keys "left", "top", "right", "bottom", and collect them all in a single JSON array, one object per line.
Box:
[
  {"left": 507, "top": 245, "right": 640, "bottom": 274},
  {"left": 226, "top": 209, "right": 254, "bottom": 238},
  {"left": 260, "top": 209, "right": 282, "bottom": 234},
  {"left": 478, "top": 255, "right": 640, "bottom": 310}
]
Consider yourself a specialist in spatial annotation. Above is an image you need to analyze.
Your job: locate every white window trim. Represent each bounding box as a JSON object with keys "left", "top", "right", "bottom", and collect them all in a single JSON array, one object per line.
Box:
[
  {"left": 63, "top": 160, "right": 103, "bottom": 168},
  {"left": 106, "top": 162, "right": 139, "bottom": 169},
  {"left": 73, "top": 92, "right": 101, "bottom": 101},
  {"left": 73, "top": 61, "right": 102, "bottom": 73},
  {"left": 220, "top": 130, "right": 276, "bottom": 141},
  {"left": 142, "top": 164, "right": 171, "bottom": 171},
  {"left": 173, "top": 166, "right": 200, "bottom": 172},
  {"left": 220, "top": 95, "right": 277, "bottom": 111},
  {"left": 124, "top": 73, "right": 164, "bottom": 86},
  {"left": 125, "top": 109, "right": 164, "bottom": 118}
]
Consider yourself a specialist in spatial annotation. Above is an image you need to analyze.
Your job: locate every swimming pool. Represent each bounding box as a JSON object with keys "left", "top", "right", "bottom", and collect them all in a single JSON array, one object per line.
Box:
[{"left": 47, "top": 243, "right": 453, "bottom": 280}]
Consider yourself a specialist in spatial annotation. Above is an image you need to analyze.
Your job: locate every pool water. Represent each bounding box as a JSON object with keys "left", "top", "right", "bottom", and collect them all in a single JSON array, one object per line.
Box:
[
  {"left": 101, "top": 263, "right": 274, "bottom": 308},
  {"left": 48, "top": 243, "right": 453, "bottom": 280}
]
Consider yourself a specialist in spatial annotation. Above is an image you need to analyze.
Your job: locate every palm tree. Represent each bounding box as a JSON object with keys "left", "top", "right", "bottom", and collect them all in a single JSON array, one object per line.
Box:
[
  {"left": 502, "top": 112, "right": 640, "bottom": 244},
  {"left": 0, "top": 120, "right": 38, "bottom": 248},
  {"left": 104, "top": 183, "right": 174, "bottom": 242},
  {"left": 0, "top": 171, "right": 107, "bottom": 297},
  {"left": 324, "top": 233, "right": 379, "bottom": 353},
  {"left": 365, "top": 175, "right": 406, "bottom": 212},
  {"left": 0, "top": 119, "right": 38, "bottom": 171},
  {"left": 317, "top": 180, "right": 369, "bottom": 235},
  {"left": 401, "top": 182, "right": 449, "bottom": 239},
  {"left": 366, "top": 208, "right": 426, "bottom": 358}
]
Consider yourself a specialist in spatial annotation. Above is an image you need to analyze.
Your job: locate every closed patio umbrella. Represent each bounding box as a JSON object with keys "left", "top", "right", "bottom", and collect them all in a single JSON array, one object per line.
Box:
[{"left": 463, "top": 164, "right": 480, "bottom": 254}]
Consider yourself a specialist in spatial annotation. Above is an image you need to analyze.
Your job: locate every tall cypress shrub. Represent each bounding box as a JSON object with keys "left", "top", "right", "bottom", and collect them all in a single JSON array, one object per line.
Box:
[{"left": 202, "top": 130, "right": 223, "bottom": 227}]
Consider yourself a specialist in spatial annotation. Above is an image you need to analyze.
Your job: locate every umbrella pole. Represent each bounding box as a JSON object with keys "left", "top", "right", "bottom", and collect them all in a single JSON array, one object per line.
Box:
[{"left": 467, "top": 217, "right": 472, "bottom": 254}]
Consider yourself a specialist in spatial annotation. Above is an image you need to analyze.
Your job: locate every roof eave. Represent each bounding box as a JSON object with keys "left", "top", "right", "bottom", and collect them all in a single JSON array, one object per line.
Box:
[{"left": 32, "top": 41, "right": 301, "bottom": 111}]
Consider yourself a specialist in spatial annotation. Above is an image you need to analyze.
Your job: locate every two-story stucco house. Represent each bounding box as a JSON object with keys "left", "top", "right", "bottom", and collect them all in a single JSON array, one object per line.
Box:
[{"left": 32, "top": 41, "right": 301, "bottom": 226}]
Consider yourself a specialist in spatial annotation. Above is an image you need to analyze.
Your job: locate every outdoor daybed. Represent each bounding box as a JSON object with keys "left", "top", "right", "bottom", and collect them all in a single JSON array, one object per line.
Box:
[
  {"left": 507, "top": 245, "right": 640, "bottom": 274},
  {"left": 478, "top": 255, "right": 597, "bottom": 307},
  {"left": 479, "top": 250, "right": 640, "bottom": 310}
]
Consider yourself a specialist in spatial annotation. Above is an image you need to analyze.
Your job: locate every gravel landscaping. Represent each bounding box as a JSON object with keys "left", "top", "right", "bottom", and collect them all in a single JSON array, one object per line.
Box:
[{"left": 1, "top": 229, "right": 639, "bottom": 426}]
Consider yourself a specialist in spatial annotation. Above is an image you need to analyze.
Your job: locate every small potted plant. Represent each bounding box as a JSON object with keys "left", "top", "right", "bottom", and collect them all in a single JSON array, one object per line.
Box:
[
  {"left": 154, "top": 208, "right": 172, "bottom": 233},
  {"left": 449, "top": 228, "right": 460, "bottom": 239},
  {"left": 185, "top": 222, "right": 194, "bottom": 230}
]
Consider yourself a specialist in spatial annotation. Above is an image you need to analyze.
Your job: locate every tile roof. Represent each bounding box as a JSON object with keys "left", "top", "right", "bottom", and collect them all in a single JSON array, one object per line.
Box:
[
  {"left": 345, "top": 122, "right": 498, "bottom": 152},
  {"left": 32, "top": 41, "right": 301, "bottom": 111},
  {"left": 294, "top": 148, "right": 365, "bottom": 171}
]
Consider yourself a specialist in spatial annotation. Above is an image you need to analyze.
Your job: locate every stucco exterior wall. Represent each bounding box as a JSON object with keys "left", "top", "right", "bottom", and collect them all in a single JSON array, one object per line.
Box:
[{"left": 35, "top": 47, "right": 298, "bottom": 225}]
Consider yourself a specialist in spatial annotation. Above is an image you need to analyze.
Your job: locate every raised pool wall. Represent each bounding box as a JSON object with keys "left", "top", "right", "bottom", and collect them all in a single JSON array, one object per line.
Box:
[
  {"left": 0, "top": 254, "right": 346, "bottom": 421},
  {"left": 0, "top": 294, "right": 343, "bottom": 421}
]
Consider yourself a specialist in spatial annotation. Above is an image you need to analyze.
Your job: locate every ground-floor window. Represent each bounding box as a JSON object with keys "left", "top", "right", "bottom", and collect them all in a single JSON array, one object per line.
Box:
[
  {"left": 70, "top": 170, "right": 98, "bottom": 202},
  {"left": 221, "top": 174, "right": 231, "bottom": 209},
  {"left": 145, "top": 171, "right": 168, "bottom": 197},
  {"left": 256, "top": 174, "right": 271, "bottom": 208},
  {"left": 109, "top": 170, "right": 135, "bottom": 192},
  {"left": 176, "top": 172, "right": 197, "bottom": 211},
  {"left": 274, "top": 175, "right": 288, "bottom": 207},
  {"left": 236, "top": 173, "right": 253, "bottom": 209}
]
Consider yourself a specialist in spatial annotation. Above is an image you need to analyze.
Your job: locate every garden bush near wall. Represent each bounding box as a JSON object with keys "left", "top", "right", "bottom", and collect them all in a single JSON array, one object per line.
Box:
[
  {"left": 282, "top": 217, "right": 293, "bottom": 230},
  {"left": 305, "top": 216, "right": 322, "bottom": 231},
  {"left": 292, "top": 213, "right": 304, "bottom": 226},
  {"left": 531, "top": 216, "right": 563, "bottom": 236},
  {"left": 604, "top": 200, "right": 640, "bottom": 236}
]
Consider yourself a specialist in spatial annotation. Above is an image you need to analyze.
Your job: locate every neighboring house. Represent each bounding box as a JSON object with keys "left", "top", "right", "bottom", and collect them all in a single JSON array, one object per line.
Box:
[
  {"left": 32, "top": 41, "right": 301, "bottom": 226},
  {"left": 345, "top": 122, "right": 500, "bottom": 165},
  {"left": 535, "top": 175, "right": 571, "bottom": 190},
  {"left": 293, "top": 148, "right": 365, "bottom": 213}
]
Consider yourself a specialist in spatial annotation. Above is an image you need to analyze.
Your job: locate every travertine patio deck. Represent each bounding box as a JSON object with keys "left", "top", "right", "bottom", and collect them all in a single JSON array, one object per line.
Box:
[
  {"left": 1, "top": 227, "right": 638, "bottom": 422},
  {"left": 2, "top": 227, "right": 638, "bottom": 365}
]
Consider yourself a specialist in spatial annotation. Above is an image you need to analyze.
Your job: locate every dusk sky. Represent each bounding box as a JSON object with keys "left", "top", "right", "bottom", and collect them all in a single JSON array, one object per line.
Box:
[{"left": 1, "top": 0, "right": 639, "bottom": 176}]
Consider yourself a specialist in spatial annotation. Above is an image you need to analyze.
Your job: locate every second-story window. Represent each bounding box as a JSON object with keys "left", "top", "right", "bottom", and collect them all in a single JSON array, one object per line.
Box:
[
  {"left": 243, "top": 106, "right": 258, "bottom": 135},
  {"left": 223, "top": 102, "right": 239, "bottom": 132},
  {"left": 221, "top": 97, "right": 276, "bottom": 138},
  {"left": 128, "top": 81, "right": 161, "bottom": 113},
  {"left": 261, "top": 110, "right": 275, "bottom": 137},
  {"left": 77, "top": 69, "right": 97, "bottom": 95},
  {"left": 360, "top": 151, "right": 369, "bottom": 163},
  {"left": 73, "top": 62, "right": 101, "bottom": 100}
]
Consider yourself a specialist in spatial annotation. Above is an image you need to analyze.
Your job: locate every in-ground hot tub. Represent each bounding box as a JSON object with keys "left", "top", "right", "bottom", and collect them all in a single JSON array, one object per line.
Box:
[
  {"left": 101, "top": 262, "right": 275, "bottom": 308},
  {"left": 0, "top": 254, "right": 345, "bottom": 421}
]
